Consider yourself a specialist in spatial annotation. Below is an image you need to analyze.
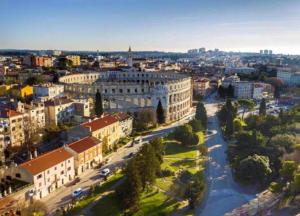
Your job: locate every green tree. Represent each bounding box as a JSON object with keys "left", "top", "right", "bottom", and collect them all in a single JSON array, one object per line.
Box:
[
  {"left": 291, "top": 173, "right": 300, "bottom": 197},
  {"left": 195, "top": 102, "right": 207, "bottom": 128},
  {"left": 134, "top": 109, "right": 157, "bottom": 131},
  {"left": 233, "top": 118, "right": 246, "bottom": 133},
  {"left": 174, "top": 124, "right": 199, "bottom": 146},
  {"left": 259, "top": 98, "right": 267, "bottom": 116},
  {"left": 117, "top": 158, "right": 142, "bottom": 211},
  {"left": 56, "top": 57, "right": 73, "bottom": 69},
  {"left": 280, "top": 161, "right": 298, "bottom": 182},
  {"left": 185, "top": 172, "right": 205, "bottom": 209},
  {"left": 237, "top": 154, "right": 272, "bottom": 185},
  {"left": 156, "top": 100, "right": 165, "bottom": 124},
  {"left": 94, "top": 89, "right": 103, "bottom": 117},
  {"left": 138, "top": 144, "right": 160, "bottom": 190},
  {"left": 225, "top": 111, "right": 234, "bottom": 136},
  {"left": 189, "top": 119, "right": 203, "bottom": 132},
  {"left": 227, "top": 84, "right": 234, "bottom": 98},
  {"left": 149, "top": 137, "right": 165, "bottom": 163},
  {"left": 238, "top": 99, "right": 256, "bottom": 120}
]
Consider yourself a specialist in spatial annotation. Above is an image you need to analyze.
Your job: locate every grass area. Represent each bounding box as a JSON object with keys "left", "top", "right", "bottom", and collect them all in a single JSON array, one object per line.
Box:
[
  {"left": 91, "top": 139, "right": 205, "bottom": 216},
  {"left": 164, "top": 141, "right": 198, "bottom": 159},
  {"left": 67, "top": 171, "right": 123, "bottom": 215}
]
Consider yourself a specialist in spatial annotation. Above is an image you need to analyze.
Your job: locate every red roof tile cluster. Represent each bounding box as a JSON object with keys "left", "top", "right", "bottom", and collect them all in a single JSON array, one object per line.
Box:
[
  {"left": 68, "top": 136, "right": 100, "bottom": 153},
  {"left": 20, "top": 148, "right": 73, "bottom": 175},
  {"left": 113, "top": 112, "right": 131, "bottom": 121},
  {"left": 0, "top": 107, "right": 22, "bottom": 118},
  {"left": 81, "top": 115, "right": 118, "bottom": 132}
]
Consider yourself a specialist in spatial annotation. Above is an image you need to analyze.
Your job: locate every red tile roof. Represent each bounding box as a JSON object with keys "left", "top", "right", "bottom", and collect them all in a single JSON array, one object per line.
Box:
[
  {"left": 82, "top": 115, "right": 118, "bottom": 132},
  {"left": 0, "top": 107, "right": 22, "bottom": 118},
  {"left": 68, "top": 136, "right": 100, "bottom": 153},
  {"left": 20, "top": 148, "right": 73, "bottom": 175},
  {"left": 113, "top": 112, "right": 131, "bottom": 121}
]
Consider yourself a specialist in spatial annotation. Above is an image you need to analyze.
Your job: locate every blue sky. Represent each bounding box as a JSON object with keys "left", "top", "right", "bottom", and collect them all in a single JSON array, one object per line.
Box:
[{"left": 1, "top": 0, "right": 300, "bottom": 54}]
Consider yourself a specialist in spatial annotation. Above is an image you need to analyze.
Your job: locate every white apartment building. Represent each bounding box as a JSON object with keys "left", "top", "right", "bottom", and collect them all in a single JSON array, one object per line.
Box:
[
  {"left": 234, "top": 81, "right": 253, "bottom": 99},
  {"left": 44, "top": 97, "right": 74, "bottom": 125},
  {"left": 277, "top": 68, "right": 300, "bottom": 86},
  {"left": 222, "top": 74, "right": 240, "bottom": 88},
  {"left": 13, "top": 147, "right": 75, "bottom": 199},
  {"left": 33, "top": 83, "right": 64, "bottom": 102},
  {"left": 0, "top": 108, "right": 25, "bottom": 148},
  {"left": 16, "top": 101, "right": 46, "bottom": 131}
]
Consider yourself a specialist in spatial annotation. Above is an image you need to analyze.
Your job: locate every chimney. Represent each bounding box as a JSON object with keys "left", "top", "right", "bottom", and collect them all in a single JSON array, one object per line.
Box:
[{"left": 33, "top": 149, "right": 38, "bottom": 158}]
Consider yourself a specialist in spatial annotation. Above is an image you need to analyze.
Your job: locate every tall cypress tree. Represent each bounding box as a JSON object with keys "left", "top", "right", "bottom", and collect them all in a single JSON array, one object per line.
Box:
[
  {"left": 156, "top": 100, "right": 165, "bottom": 124},
  {"left": 225, "top": 111, "right": 234, "bottom": 136},
  {"left": 195, "top": 102, "right": 207, "bottom": 128},
  {"left": 95, "top": 89, "right": 103, "bottom": 117},
  {"left": 259, "top": 98, "right": 267, "bottom": 116}
]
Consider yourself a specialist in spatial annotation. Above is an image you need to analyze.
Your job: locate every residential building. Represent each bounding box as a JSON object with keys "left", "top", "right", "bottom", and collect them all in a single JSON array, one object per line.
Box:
[
  {"left": 222, "top": 74, "right": 240, "bottom": 88},
  {"left": 31, "top": 56, "right": 53, "bottom": 67},
  {"left": 44, "top": 97, "right": 74, "bottom": 125},
  {"left": 33, "top": 83, "right": 64, "bottom": 101},
  {"left": 234, "top": 81, "right": 253, "bottom": 99},
  {"left": 0, "top": 135, "right": 5, "bottom": 164},
  {"left": 16, "top": 101, "right": 46, "bottom": 131},
  {"left": 81, "top": 115, "right": 121, "bottom": 150},
  {"left": 277, "top": 69, "right": 300, "bottom": 86},
  {"left": 14, "top": 147, "right": 75, "bottom": 199},
  {"left": 0, "top": 108, "right": 25, "bottom": 148},
  {"left": 66, "top": 55, "right": 81, "bottom": 66},
  {"left": 20, "top": 85, "right": 33, "bottom": 98},
  {"left": 65, "top": 136, "right": 102, "bottom": 175},
  {"left": 193, "top": 78, "right": 210, "bottom": 96},
  {"left": 113, "top": 112, "right": 133, "bottom": 137},
  {"left": 252, "top": 82, "right": 273, "bottom": 100}
]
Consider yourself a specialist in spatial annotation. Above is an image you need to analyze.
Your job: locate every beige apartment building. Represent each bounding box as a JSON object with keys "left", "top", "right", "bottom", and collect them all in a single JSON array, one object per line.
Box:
[
  {"left": 0, "top": 108, "right": 25, "bottom": 148},
  {"left": 65, "top": 136, "right": 102, "bottom": 175},
  {"left": 12, "top": 147, "right": 76, "bottom": 199},
  {"left": 81, "top": 115, "right": 121, "bottom": 150}
]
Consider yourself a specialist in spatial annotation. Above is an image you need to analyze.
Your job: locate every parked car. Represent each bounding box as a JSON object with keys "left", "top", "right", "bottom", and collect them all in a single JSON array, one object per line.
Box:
[
  {"left": 72, "top": 188, "right": 83, "bottom": 198},
  {"left": 100, "top": 168, "right": 110, "bottom": 177}
]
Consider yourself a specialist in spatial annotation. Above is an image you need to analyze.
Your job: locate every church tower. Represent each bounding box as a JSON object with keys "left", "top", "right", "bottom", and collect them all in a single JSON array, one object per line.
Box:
[{"left": 127, "top": 46, "right": 133, "bottom": 67}]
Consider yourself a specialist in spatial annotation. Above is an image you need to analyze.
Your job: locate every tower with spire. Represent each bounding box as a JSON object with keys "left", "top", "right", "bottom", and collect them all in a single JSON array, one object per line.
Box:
[{"left": 127, "top": 46, "right": 133, "bottom": 67}]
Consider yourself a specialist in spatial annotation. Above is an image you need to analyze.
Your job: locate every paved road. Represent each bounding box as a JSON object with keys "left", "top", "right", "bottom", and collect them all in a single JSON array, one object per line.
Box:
[
  {"left": 196, "top": 97, "right": 255, "bottom": 216},
  {"left": 43, "top": 111, "right": 195, "bottom": 215}
]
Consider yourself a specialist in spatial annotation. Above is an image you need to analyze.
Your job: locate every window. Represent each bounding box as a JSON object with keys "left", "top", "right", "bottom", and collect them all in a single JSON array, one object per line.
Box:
[
  {"left": 61, "top": 163, "right": 64, "bottom": 167},
  {"left": 119, "top": 89, "right": 123, "bottom": 93},
  {"left": 135, "top": 88, "right": 137, "bottom": 93},
  {"left": 61, "top": 171, "right": 64, "bottom": 175},
  {"left": 37, "top": 174, "right": 42, "bottom": 179},
  {"left": 15, "top": 173, "right": 21, "bottom": 178},
  {"left": 68, "top": 167, "right": 71, "bottom": 171},
  {"left": 127, "top": 89, "right": 130, "bottom": 93}
]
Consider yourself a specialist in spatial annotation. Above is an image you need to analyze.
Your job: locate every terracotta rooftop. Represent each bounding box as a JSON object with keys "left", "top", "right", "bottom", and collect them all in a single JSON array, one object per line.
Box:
[
  {"left": 0, "top": 107, "right": 22, "bottom": 118},
  {"left": 113, "top": 112, "right": 131, "bottom": 121},
  {"left": 68, "top": 136, "right": 100, "bottom": 154},
  {"left": 20, "top": 148, "right": 73, "bottom": 175},
  {"left": 82, "top": 115, "right": 118, "bottom": 132}
]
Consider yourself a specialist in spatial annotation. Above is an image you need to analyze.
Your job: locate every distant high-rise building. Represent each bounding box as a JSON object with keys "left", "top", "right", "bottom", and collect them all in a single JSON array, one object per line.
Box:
[
  {"left": 127, "top": 46, "right": 133, "bottom": 67},
  {"left": 198, "top": 47, "right": 206, "bottom": 53},
  {"left": 269, "top": 50, "right": 273, "bottom": 55},
  {"left": 260, "top": 50, "right": 264, "bottom": 55},
  {"left": 264, "top": 50, "right": 269, "bottom": 55}
]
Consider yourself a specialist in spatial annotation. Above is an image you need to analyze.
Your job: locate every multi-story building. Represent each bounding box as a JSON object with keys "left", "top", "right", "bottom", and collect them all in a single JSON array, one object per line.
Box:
[
  {"left": 33, "top": 83, "right": 64, "bottom": 101},
  {"left": 277, "top": 69, "right": 300, "bottom": 86},
  {"left": 0, "top": 108, "right": 25, "bottom": 148},
  {"left": 66, "top": 55, "right": 81, "bottom": 66},
  {"left": 14, "top": 147, "right": 75, "bottom": 199},
  {"left": 31, "top": 56, "right": 53, "bottom": 67},
  {"left": 44, "top": 97, "right": 74, "bottom": 125},
  {"left": 113, "top": 112, "right": 133, "bottom": 137},
  {"left": 0, "top": 134, "right": 5, "bottom": 164},
  {"left": 252, "top": 82, "right": 273, "bottom": 100},
  {"left": 222, "top": 74, "right": 240, "bottom": 88},
  {"left": 234, "top": 81, "right": 253, "bottom": 99},
  {"left": 81, "top": 115, "right": 121, "bottom": 150},
  {"left": 65, "top": 136, "right": 102, "bottom": 175},
  {"left": 16, "top": 101, "right": 46, "bottom": 131},
  {"left": 193, "top": 78, "right": 210, "bottom": 96},
  {"left": 59, "top": 70, "right": 193, "bottom": 123}
]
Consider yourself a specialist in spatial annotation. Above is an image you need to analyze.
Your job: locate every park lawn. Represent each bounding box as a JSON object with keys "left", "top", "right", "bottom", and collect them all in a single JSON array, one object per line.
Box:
[
  {"left": 91, "top": 193, "right": 123, "bottom": 216},
  {"left": 67, "top": 171, "right": 123, "bottom": 215},
  {"left": 164, "top": 141, "right": 198, "bottom": 159}
]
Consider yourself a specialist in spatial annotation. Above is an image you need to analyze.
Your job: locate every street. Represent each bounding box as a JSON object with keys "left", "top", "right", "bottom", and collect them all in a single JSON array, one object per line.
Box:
[
  {"left": 42, "top": 111, "right": 195, "bottom": 215},
  {"left": 196, "top": 97, "right": 255, "bottom": 216}
]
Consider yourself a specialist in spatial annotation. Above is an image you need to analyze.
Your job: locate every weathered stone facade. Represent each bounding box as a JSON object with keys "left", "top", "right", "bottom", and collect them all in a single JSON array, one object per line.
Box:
[{"left": 59, "top": 71, "right": 193, "bottom": 122}]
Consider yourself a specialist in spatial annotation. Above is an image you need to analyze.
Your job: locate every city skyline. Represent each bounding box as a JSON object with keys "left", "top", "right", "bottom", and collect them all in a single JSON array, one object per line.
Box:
[{"left": 1, "top": 0, "right": 300, "bottom": 54}]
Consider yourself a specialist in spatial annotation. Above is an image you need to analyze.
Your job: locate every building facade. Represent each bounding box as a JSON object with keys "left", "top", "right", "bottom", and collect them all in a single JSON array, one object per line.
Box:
[
  {"left": 59, "top": 71, "right": 193, "bottom": 123},
  {"left": 234, "top": 81, "right": 253, "bottom": 99},
  {"left": 66, "top": 55, "right": 81, "bottom": 66},
  {"left": 33, "top": 83, "right": 64, "bottom": 101}
]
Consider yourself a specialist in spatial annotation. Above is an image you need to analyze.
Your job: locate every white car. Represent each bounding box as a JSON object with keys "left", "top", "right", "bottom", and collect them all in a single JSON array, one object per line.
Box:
[
  {"left": 100, "top": 168, "right": 110, "bottom": 177},
  {"left": 72, "top": 188, "right": 83, "bottom": 198}
]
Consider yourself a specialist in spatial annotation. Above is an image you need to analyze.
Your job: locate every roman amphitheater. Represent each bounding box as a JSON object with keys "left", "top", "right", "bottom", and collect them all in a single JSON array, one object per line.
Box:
[{"left": 59, "top": 71, "right": 193, "bottom": 122}]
